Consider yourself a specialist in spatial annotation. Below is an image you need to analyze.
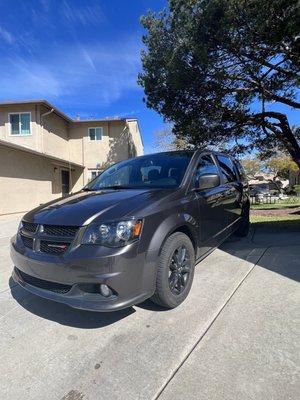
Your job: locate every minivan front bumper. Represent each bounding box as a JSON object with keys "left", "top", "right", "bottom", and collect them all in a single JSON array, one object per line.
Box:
[{"left": 10, "top": 238, "right": 156, "bottom": 312}]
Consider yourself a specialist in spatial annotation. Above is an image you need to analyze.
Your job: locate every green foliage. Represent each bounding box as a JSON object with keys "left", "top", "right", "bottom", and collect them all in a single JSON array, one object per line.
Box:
[
  {"left": 241, "top": 158, "right": 262, "bottom": 179},
  {"left": 139, "top": 0, "right": 300, "bottom": 166},
  {"left": 294, "top": 185, "right": 300, "bottom": 193},
  {"left": 265, "top": 155, "right": 298, "bottom": 179}
]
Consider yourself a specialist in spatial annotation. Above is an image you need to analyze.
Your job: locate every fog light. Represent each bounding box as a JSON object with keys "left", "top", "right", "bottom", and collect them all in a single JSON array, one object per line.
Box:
[{"left": 100, "top": 284, "right": 111, "bottom": 297}]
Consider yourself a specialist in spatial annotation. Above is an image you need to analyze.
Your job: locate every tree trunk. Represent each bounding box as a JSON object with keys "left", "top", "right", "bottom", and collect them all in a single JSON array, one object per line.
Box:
[
  {"left": 253, "top": 112, "right": 300, "bottom": 169},
  {"left": 277, "top": 116, "right": 300, "bottom": 170}
]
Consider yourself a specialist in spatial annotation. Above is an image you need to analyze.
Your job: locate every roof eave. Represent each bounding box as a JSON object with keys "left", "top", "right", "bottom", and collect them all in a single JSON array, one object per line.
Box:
[{"left": 0, "top": 139, "right": 84, "bottom": 168}]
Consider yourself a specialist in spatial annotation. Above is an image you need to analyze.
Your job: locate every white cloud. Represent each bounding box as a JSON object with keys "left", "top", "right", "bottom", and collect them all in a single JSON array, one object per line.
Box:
[
  {"left": 61, "top": 0, "right": 105, "bottom": 26},
  {"left": 0, "top": 26, "right": 14, "bottom": 45},
  {"left": 81, "top": 48, "right": 97, "bottom": 71},
  {"left": 1, "top": 58, "right": 61, "bottom": 97},
  {"left": 0, "top": 38, "right": 142, "bottom": 106}
]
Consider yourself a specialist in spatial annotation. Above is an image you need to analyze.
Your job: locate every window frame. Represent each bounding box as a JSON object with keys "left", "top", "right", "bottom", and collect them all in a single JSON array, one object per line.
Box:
[
  {"left": 215, "top": 154, "right": 238, "bottom": 184},
  {"left": 8, "top": 112, "right": 32, "bottom": 136},
  {"left": 88, "top": 126, "right": 103, "bottom": 141},
  {"left": 233, "top": 159, "right": 246, "bottom": 181},
  {"left": 90, "top": 170, "right": 101, "bottom": 181},
  {"left": 190, "top": 152, "right": 221, "bottom": 191}
]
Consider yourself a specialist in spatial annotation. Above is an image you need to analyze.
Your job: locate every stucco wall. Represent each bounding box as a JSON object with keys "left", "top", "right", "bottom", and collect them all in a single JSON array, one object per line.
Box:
[
  {"left": 0, "top": 105, "right": 71, "bottom": 163},
  {"left": 0, "top": 145, "right": 83, "bottom": 215},
  {"left": 0, "top": 103, "right": 144, "bottom": 212},
  {"left": 40, "top": 106, "right": 70, "bottom": 162},
  {"left": 69, "top": 120, "right": 133, "bottom": 184},
  {"left": 127, "top": 119, "right": 144, "bottom": 157},
  {"left": 0, "top": 104, "right": 40, "bottom": 152}
]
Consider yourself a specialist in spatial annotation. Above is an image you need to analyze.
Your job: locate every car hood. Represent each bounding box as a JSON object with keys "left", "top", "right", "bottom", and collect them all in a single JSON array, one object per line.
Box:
[{"left": 24, "top": 188, "right": 175, "bottom": 226}]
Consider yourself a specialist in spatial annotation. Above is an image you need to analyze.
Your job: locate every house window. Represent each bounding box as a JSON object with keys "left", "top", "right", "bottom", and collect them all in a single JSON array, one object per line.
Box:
[
  {"left": 9, "top": 112, "right": 31, "bottom": 135},
  {"left": 89, "top": 127, "right": 102, "bottom": 141},
  {"left": 90, "top": 170, "right": 100, "bottom": 181}
]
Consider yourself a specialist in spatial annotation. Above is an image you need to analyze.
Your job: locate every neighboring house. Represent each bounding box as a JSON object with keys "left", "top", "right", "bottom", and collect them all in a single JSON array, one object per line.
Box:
[
  {"left": 248, "top": 173, "right": 289, "bottom": 190},
  {"left": 0, "top": 100, "right": 144, "bottom": 215}
]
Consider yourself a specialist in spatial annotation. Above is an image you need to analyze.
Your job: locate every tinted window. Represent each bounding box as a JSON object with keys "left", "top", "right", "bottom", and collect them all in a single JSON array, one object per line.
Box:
[
  {"left": 10, "top": 113, "right": 31, "bottom": 135},
  {"left": 194, "top": 154, "right": 219, "bottom": 187},
  {"left": 85, "top": 152, "right": 193, "bottom": 190},
  {"left": 89, "top": 127, "right": 102, "bottom": 141},
  {"left": 216, "top": 155, "right": 237, "bottom": 183},
  {"left": 234, "top": 160, "right": 246, "bottom": 180}
]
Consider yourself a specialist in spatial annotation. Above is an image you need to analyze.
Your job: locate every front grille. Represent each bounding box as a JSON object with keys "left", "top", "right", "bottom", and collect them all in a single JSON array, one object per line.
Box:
[
  {"left": 19, "top": 221, "right": 78, "bottom": 255},
  {"left": 21, "top": 235, "right": 34, "bottom": 249},
  {"left": 22, "top": 221, "right": 38, "bottom": 233},
  {"left": 17, "top": 269, "right": 72, "bottom": 294},
  {"left": 43, "top": 225, "right": 79, "bottom": 237},
  {"left": 40, "top": 241, "right": 70, "bottom": 254}
]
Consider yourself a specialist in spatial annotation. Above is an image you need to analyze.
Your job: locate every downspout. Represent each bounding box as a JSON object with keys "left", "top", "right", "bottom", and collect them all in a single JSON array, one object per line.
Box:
[
  {"left": 67, "top": 121, "right": 73, "bottom": 193},
  {"left": 82, "top": 132, "right": 85, "bottom": 186},
  {"left": 124, "top": 121, "right": 131, "bottom": 158}
]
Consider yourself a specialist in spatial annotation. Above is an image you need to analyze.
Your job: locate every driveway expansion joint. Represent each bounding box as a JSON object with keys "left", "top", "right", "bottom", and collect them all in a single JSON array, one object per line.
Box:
[{"left": 152, "top": 245, "right": 269, "bottom": 400}]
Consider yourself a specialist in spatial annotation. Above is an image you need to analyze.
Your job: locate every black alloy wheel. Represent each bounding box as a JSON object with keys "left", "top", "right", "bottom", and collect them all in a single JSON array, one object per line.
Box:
[
  {"left": 151, "top": 232, "right": 195, "bottom": 309},
  {"left": 168, "top": 245, "right": 191, "bottom": 295}
]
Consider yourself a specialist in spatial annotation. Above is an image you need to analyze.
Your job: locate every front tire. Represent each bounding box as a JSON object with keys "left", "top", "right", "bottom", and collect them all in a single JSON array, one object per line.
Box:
[{"left": 151, "top": 232, "right": 195, "bottom": 309}]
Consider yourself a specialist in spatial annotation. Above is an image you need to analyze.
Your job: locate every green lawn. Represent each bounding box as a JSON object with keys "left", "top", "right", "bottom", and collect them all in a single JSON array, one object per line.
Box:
[
  {"left": 250, "top": 214, "right": 300, "bottom": 230},
  {"left": 250, "top": 198, "right": 300, "bottom": 210}
]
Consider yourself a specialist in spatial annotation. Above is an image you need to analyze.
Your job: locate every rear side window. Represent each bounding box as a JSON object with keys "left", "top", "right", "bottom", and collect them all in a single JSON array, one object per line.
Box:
[
  {"left": 216, "top": 155, "right": 237, "bottom": 183},
  {"left": 194, "top": 154, "right": 219, "bottom": 185},
  {"left": 234, "top": 160, "right": 246, "bottom": 180}
]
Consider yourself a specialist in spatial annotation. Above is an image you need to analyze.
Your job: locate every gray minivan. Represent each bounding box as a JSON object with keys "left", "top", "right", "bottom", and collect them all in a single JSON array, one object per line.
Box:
[{"left": 11, "top": 150, "right": 249, "bottom": 311}]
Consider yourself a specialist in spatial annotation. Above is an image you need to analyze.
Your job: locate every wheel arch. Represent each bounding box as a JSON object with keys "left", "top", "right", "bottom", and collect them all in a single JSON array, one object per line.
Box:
[
  {"left": 144, "top": 213, "right": 198, "bottom": 260},
  {"left": 167, "top": 224, "right": 197, "bottom": 253}
]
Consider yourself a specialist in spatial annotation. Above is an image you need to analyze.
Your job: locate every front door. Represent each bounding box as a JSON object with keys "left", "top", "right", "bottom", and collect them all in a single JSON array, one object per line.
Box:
[
  {"left": 215, "top": 154, "right": 242, "bottom": 227},
  {"left": 193, "top": 153, "right": 224, "bottom": 255},
  {"left": 61, "top": 170, "right": 70, "bottom": 196}
]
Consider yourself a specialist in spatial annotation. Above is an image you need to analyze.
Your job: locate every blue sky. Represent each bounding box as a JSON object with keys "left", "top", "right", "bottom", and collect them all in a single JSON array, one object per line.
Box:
[
  {"left": 0, "top": 0, "right": 167, "bottom": 153},
  {"left": 0, "top": 0, "right": 298, "bottom": 155}
]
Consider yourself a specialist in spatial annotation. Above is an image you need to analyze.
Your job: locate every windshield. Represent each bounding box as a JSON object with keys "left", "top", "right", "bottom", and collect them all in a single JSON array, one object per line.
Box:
[{"left": 85, "top": 152, "right": 193, "bottom": 190}]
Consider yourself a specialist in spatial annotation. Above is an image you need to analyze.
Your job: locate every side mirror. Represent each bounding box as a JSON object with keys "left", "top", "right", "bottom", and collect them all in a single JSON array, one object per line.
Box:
[{"left": 196, "top": 173, "right": 220, "bottom": 190}]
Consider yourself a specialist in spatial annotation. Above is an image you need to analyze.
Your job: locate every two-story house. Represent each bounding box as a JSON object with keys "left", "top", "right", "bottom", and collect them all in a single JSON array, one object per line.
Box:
[{"left": 0, "top": 100, "right": 144, "bottom": 215}]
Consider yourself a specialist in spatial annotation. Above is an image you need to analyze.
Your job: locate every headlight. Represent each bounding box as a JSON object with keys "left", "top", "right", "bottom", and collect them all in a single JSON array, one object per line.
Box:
[{"left": 82, "top": 219, "right": 143, "bottom": 247}]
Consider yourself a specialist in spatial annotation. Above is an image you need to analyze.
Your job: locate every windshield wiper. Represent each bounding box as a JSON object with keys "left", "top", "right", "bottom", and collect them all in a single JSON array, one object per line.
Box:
[
  {"left": 98, "top": 185, "right": 135, "bottom": 190},
  {"left": 82, "top": 185, "right": 135, "bottom": 191}
]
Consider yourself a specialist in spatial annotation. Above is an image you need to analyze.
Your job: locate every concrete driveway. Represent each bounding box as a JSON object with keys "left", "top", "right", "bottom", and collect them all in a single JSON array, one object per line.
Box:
[{"left": 0, "top": 215, "right": 299, "bottom": 400}]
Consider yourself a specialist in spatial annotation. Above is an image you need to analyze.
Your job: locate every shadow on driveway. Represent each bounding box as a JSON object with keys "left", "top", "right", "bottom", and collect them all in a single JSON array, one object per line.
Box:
[
  {"left": 9, "top": 278, "right": 135, "bottom": 328},
  {"left": 9, "top": 220, "right": 300, "bottom": 327},
  {"left": 222, "top": 221, "right": 300, "bottom": 283}
]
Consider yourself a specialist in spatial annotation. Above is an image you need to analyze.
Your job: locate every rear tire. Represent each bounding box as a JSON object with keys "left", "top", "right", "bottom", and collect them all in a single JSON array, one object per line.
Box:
[
  {"left": 151, "top": 232, "right": 195, "bottom": 309},
  {"left": 235, "top": 203, "right": 250, "bottom": 237}
]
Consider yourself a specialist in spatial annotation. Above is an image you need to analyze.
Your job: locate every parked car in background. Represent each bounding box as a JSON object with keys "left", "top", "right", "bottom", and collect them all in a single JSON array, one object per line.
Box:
[
  {"left": 249, "top": 183, "right": 271, "bottom": 197},
  {"left": 11, "top": 150, "right": 250, "bottom": 312}
]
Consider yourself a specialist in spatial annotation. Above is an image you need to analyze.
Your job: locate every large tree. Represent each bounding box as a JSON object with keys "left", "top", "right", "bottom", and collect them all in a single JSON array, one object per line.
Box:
[{"left": 139, "top": 0, "right": 300, "bottom": 167}]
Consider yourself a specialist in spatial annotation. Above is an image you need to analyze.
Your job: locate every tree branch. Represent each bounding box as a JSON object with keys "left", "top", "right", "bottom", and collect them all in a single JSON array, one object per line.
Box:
[
  {"left": 260, "top": 57, "right": 288, "bottom": 80},
  {"left": 263, "top": 91, "right": 300, "bottom": 109},
  {"left": 239, "top": 50, "right": 298, "bottom": 78}
]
